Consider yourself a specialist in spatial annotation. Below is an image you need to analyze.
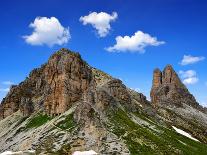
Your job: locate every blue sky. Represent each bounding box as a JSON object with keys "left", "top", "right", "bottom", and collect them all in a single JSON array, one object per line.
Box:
[{"left": 0, "top": 0, "right": 207, "bottom": 106}]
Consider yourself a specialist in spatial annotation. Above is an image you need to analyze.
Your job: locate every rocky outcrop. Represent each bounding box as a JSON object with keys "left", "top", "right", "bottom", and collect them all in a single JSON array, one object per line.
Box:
[
  {"left": 43, "top": 50, "right": 93, "bottom": 116},
  {"left": 150, "top": 65, "right": 199, "bottom": 108},
  {"left": 150, "top": 65, "right": 207, "bottom": 144},
  {"left": 92, "top": 68, "right": 112, "bottom": 86},
  {"left": 0, "top": 48, "right": 147, "bottom": 121},
  {"left": 104, "top": 79, "right": 131, "bottom": 104},
  {"left": 0, "top": 48, "right": 94, "bottom": 119},
  {"left": 1, "top": 49, "right": 207, "bottom": 154}
]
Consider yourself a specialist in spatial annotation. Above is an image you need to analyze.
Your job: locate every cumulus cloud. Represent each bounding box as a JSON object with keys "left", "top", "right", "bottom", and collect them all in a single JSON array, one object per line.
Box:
[
  {"left": 180, "top": 55, "right": 205, "bottom": 65},
  {"left": 130, "top": 87, "right": 141, "bottom": 92},
  {"left": 23, "top": 17, "right": 70, "bottom": 47},
  {"left": 182, "top": 77, "right": 198, "bottom": 85},
  {"left": 179, "top": 70, "right": 199, "bottom": 85},
  {"left": 106, "top": 31, "right": 165, "bottom": 52},
  {"left": 80, "top": 12, "right": 118, "bottom": 37}
]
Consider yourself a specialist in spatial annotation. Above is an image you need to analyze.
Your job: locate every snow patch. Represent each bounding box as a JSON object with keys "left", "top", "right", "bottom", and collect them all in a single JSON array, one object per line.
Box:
[
  {"left": 72, "top": 150, "right": 97, "bottom": 155},
  {"left": 172, "top": 126, "right": 200, "bottom": 142}
]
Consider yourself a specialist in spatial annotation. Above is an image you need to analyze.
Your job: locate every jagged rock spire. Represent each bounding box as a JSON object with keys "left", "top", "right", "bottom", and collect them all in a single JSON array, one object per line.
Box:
[{"left": 150, "top": 65, "right": 198, "bottom": 108}]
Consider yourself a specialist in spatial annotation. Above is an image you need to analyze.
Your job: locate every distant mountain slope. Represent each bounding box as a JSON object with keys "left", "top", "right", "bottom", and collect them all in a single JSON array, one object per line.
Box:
[{"left": 0, "top": 48, "right": 207, "bottom": 154}]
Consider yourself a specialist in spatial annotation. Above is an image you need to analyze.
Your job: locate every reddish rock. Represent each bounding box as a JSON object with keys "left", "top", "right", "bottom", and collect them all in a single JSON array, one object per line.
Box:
[
  {"left": 0, "top": 48, "right": 148, "bottom": 120},
  {"left": 150, "top": 65, "right": 199, "bottom": 108},
  {"left": 43, "top": 49, "right": 93, "bottom": 116},
  {"left": 0, "top": 48, "right": 94, "bottom": 119}
]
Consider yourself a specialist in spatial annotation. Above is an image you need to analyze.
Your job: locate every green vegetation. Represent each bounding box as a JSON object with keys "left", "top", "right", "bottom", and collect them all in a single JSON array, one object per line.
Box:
[
  {"left": 26, "top": 113, "right": 52, "bottom": 129},
  {"left": 109, "top": 108, "right": 207, "bottom": 155},
  {"left": 56, "top": 113, "right": 76, "bottom": 131}
]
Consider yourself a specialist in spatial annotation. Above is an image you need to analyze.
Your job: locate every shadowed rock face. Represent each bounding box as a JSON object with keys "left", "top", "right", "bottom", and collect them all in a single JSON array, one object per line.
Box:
[
  {"left": 0, "top": 48, "right": 93, "bottom": 119},
  {"left": 150, "top": 65, "right": 198, "bottom": 108}
]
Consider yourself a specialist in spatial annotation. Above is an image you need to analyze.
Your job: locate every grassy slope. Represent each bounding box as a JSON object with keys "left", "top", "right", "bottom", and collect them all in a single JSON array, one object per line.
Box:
[
  {"left": 55, "top": 113, "right": 76, "bottom": 131},
  {"left": 1, "top": 107, "right": 206, "bottom": 155},
  {"left": 26, "top": 113, "right": 52, "bottom": 129},
  {"left": 108, "top": 108, "right": 207, "bottom": 155}
]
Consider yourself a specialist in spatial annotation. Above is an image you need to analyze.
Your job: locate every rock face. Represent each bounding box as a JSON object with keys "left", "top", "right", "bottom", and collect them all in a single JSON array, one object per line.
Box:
[
  {"left": 0, "top": 48, "right": 143, "bottom": 120},
  {"left": 150, "top": 65, "right": 199, "bottom": 108},
  {"left": 0, "top": 48, "right": 93, "bottom": 119},
  {"left": 0, "top": 49, "right": 207, "bottom": 154},
  {"left": 150, "top": 65, "right": 207, "bottom": 144},
  {"left": 43, "top": 50, "right": 93, "bottom": 116}
]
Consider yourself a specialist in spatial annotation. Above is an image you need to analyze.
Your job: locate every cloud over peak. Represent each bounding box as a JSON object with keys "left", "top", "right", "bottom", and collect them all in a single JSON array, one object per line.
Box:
[
  {"left": 80, "top": 12, "right": 118, "bottom": 37},
  {"left": 180, "top": 55, "right": 205, "bottom": 65},
  {"left": 106, "top": 31, "right": 165, "bottom": 53},
  {"left": 23, "top": 17, "right": 70, "bottom": 47},
  {"left": 179, "top": 70, "right": 198, "bottom": 85}
]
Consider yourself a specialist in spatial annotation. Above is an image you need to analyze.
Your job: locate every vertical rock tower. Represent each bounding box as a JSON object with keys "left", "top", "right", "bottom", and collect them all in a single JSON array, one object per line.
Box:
[
  {"left": 43, "top": 50, "right": 93, "bottom": 115},
  {"left": 150, "top": 65, "right": 198, "bottom": 108}
]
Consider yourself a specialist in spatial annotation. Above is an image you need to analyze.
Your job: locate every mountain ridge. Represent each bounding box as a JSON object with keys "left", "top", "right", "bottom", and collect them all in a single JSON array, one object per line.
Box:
[{"left": 0, "top": 48, "right": 207, "bottom": 154}]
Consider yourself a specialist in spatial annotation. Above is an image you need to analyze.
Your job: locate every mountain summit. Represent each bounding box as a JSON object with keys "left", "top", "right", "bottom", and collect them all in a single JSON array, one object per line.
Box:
[
  {"left": 0, "top": 49, "right": 207, "bottom": 154},
  {"left": 150, "top": 65, "right": 199, "bottom": 108},
  {"left": 0, "top": 48, "right": 93, "bottom": 119}
]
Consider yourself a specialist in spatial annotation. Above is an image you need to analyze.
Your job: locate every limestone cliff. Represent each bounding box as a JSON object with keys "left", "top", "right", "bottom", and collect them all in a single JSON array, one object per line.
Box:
[
  {"left": 0, "top": 48, "right": 94, "bottom": 119},
  {"left": 0, "top": 48, "right": 150, "bottom": 154},
  {"left": 0, "top": 49, "right": 207, "bottom": 154},
  {"left": 150, "top": 65, "right": 198, "bottom": 108},
  {"left": 150, "top": 65, "right": 207, "bottom": 144}
]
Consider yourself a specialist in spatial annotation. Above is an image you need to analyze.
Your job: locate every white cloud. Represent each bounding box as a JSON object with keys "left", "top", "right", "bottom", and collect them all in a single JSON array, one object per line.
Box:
[
  {"left": 180, "top": 55, "right": 205, "bottom": 65},
  {"left": 2, "top": 81, "right": 13, "bottom": 85},
  {"left": 23, "top": 17, "right": 70, "bottom": 47},
  {"left": 179, "top": 70, "right": 198, "bottom": 85},
  {"left": 80, "top": 12, "right": 118, "bottom": 37},
  {"left": 0, "top": 88, "right": 10, "bottom": 92},
  {"left": 179, "top": 70, "right": 196, "bottom": 79},
  {"left": 182, "top": 77, "right": 198, "bottom": 85},
  {"left": 130, "top": 87, "right": 141, "bottom": 92},
  {"left": 106, "top": 31, "right": 165, "bottom": 52}
]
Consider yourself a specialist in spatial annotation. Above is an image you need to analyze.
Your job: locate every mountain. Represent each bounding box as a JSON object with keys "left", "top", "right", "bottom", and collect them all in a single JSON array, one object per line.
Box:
[{"left": 0, "top": 48, "right": 207, "bottom": 155}]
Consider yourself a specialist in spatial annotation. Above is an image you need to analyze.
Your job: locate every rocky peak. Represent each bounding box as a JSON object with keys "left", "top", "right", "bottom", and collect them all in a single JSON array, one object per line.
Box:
[
  {"left": 152, "top": 68, "right": 162, "bottom": 89},
  {"left": 0, "top": 48, "right": 145, "bottom": 121},
  {"left": 43, "top": 48, "right": 93, "bottom": 116},
  {"left": 0, "top": 48, "right": 94, "bottom": 119},
  {"left": 162, "top": 65, "right": 184, "bottom": 86},
  {"left": 150, "top": 65, "right": 198, "bottom": 108}
]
